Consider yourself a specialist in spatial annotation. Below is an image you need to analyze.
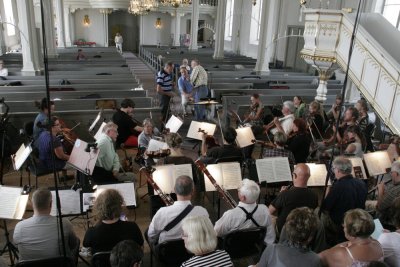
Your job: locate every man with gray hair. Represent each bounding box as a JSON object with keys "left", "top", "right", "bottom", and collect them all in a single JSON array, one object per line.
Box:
[
  {"left": 265, "top": 100, "right": 295, "bottom": 136},
  {"left": 376, "top": 160, "right": 400, "bottom": 226},
  {"left": 13, "top": 188, "right": 79, "bottom": 262},
  {"left": 93, "top": 122, "right": 135, "bottom": 184},
  {"left": 147, "top": 175, "right": 209, "bottom": 248},
  {"left": 321, "top": 156, "right": 367, "bottom": 243},
  {"left": 214, "top": 179, "right": 275, "bottom": 245}
]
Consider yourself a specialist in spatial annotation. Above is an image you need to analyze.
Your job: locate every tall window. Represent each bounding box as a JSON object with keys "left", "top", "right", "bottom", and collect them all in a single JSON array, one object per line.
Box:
[
  {"left": 382, "top": 0, "right": 400, "bottom": 30},
  {"left": 250, "top": 0, "right": 263, "bottom": 44},
  {"left": 225, "top": 0, "right": 234, "bottom": 39},
  {"left": 3, "top": 0, "right": 15, "bottom": 36}
]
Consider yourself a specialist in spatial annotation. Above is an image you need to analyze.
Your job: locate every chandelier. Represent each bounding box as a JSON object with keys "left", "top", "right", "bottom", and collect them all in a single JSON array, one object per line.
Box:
[
  {"left": 159, "top": 0, "right": 191, "bottom": 8},
  {"left": 128, "top": 0, "right": 158, "bottom": 15}
]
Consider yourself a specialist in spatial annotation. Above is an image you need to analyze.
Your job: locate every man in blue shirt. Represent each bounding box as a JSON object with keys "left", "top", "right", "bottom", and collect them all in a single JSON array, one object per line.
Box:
[
  {"left": 156, "top": 62, "right": 175, "bottom": 123},
  {"left": 178, "top": 65, "right": 193, "bottom": 116}
]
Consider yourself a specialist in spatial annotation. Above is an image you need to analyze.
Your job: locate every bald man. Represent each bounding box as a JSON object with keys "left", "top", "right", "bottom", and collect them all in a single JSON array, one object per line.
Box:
[{"left": 269, "top": 163, "right": 319, "bottom": 234}]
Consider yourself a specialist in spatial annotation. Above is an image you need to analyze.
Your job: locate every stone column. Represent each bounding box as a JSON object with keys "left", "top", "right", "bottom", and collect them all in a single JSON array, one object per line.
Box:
[
  {"left": 42, "top": 0, "right": 57, "bottom": 56},
  {"left": 189, "top": 0, "right": 199, "bottom": 51},
  {"left": 103, "top": 13, "right": 109, "bottom": 47},
  {"left": 16, "top": 0, "right": 41, "bottom": 75},
  {"left": 64, "top": 7, "right": 72, "bottom": 47},
  {"left": 173, "top": 10, "right": 181, "bottom": 47},
  {"left": 0, "top": 21, "right": 6, "bottom": 55},
  {"left": 213, "top": 0, "right": 227, "bottom": 59},
  {"left": 54, "top": 0, "right": 66, "bottom": 47},
  {"left": 254, "top": 0, "right": 278, "bottom": 73}
]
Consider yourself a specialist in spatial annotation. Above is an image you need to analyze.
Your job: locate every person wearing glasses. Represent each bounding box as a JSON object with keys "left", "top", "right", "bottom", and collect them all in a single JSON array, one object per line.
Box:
[
  {"left": 110, "top": 240, "right": 144, "bottom": 267},
  {"left": 268, "top": 164, "right": 318, "bottom": 235},
  {"left": 320, "top": 157, "right": 367, "bottom": 245}
]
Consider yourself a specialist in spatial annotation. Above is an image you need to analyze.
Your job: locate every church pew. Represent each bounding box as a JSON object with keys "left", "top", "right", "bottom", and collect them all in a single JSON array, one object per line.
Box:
[
  {"left": 0, "top": 78, "right": 137, "bottom": 86},
  {"left": 0, "top": 83, "right": 141, "bottom": 93}
]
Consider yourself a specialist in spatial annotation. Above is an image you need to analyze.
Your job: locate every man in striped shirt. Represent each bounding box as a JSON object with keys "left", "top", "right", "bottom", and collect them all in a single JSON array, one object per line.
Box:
[
  {"left": 156, "top": 62, "right": 175, "bottom": 123},
  {"left": 190, "top": 59, "right": 209, "bottom": 121}
]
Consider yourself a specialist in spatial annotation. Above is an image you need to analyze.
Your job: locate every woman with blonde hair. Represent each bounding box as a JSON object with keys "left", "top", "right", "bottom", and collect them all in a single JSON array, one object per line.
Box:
[
  {"left": 319, "top": 209, "right": 384, "bottom": 267},
  {"left": 181, "top": 216, "right": 233, "bottom": 267},
  {"left": 83, "top": 189, "right": 143, "bottom": 254}
]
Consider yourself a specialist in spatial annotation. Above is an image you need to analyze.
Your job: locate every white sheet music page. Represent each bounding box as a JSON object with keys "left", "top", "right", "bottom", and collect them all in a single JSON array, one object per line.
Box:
[
  {"left": 305, "top": 163, "right": 329, "bottom": 186},
  {"left": 363, "top": 151, "right": 392, "bottom": 176},
  {"left": 220, "top": 162, "right": 242, "bottom": 190},
  {"left": 205, "top": 164, "right": 223, "bottom": 192},
  {"left": 0, "top": 186, "right": 22, "bottom": 219},
  {"left": 89, "top": 111, "right": 102, "bottom": 132},
  {"left": 273, "top": 157, "right": 292, "bottom": 183},
  {"left": 165, "top": 115, "right": 183, "bottom": 133},
  {"left": 50, "top": 190, "right": 82, "bottom": 216},
  {"left": 174, "top": 164, "right": 193, "bottom": 180},
  {"left": 14, "top": 145, "right": 32, "bottom": 171},
  {"left": 96, "top": 183, "right": 136, "bottom": 206},
  {"left": 235, "top": 127, "right": 255, "bottom": 148},
  {"left": 187, "top": 121, "right": 216, "bottom": 140},
  {"left": 94, "top": 122, "right": 106, "bottom": 141},
  {"left": 256, "top": 158, "right": 275, "bottom": 183},
  {"left": 153, "top": 165, "right": 174, "bottom": 194},
  {"left": 147, "top": 139, "right": 169, "bottom": 152},
  {"left": 12, "top": 144, "right": 25, "bottom": 170}
]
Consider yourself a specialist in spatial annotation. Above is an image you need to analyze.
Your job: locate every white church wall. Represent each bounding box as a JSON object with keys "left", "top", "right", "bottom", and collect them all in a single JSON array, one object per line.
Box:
[
  {"left": 74, "top": 9, "right": 106, "bottom": 46},
  {"left": 141, "top": 12, "right": 172, "bottom": 46}
]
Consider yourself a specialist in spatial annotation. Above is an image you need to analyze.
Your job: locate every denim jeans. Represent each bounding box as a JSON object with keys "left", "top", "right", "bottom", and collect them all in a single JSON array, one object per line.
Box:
[{"left": 193, "top": 85, "right": 209, "bottom": 121}]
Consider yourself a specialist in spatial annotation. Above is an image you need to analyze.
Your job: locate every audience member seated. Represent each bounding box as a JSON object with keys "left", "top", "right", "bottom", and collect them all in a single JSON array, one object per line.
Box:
[
  {"left": 201, "top": 127, "right": 243, "bottom": 164},
  {"left": 344, "top": 126, "right": 365, "bottom": 158},
  {"left": 376, "top": 161, "right": 400, "bottom": 227},
  {"left": 319, "top": 209, "right": 384, "bottom": 266},
  {"left": 269, "top": 163, "right": 318, "bottom": 234},
  {"left": 76, "top": 49, "right": 86, "bottom": 61},
  {"left": 0, "top": 60, "right": 8, "bottom": 77},
  {"left": 83, "top": 189, "right": 143, "bottom": 255},
  {"left": 263, "top": 132, "right": 296, "bottom": 168},
  {"left": 92, "top": 122, "right": 135, "bottom": 184},
  {"left": 215, "top": 179, "right": 275, "bottom": 245},
  {"left": 112, "top": 99, "right": 143, "bottom": 148},
  {"left": 13, "top": 188, "right": 79, "bottom": 262},
  {"left": 181, "top": 216, "right": 233, "bottom": 267},
  {"left": 251, "top": 207, "right": 321, "bottom": 267},
  {"left": 320, "top": 157, "right": 367, "bottom": 244},
  {"left": 37, "top": 117, "right": 70, "bottom": 171},
  {"left": 264, "top": 100, "right": 295, "bottom": 136},
  {"left": 146, "top": 175, "right": 209, "bottom": 249},
  {"left": 33, "top": 98, "right": 55, "bottom": 142},
  {"left": 110, "top": 240, "right": 144, "bottom": 267},
  {"left": 378, "top": 197, "right": 400, "bottom": 267},
  {"left": 286, "top": 118, "right": 311, "bottom": 163}
]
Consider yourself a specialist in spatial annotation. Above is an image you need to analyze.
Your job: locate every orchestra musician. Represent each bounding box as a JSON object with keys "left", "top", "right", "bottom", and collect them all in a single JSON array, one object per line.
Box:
[
  {"left": 307, "top": 101, "right": 324, "bottom": 140},
  {"left": 326, "top": 94, "right": 345, "bottom": 122},
  {"left": 355, "top": 99, "right": 369, "bottom": 132},
  {"left": 33, "top": 97, "right": 55, "bottom": 142},
  {"left": 324, "top": 106, "right": 359, "bottom": 147},
  {"left": 138, "top": 118, "right": 159, "bottom": 167},
  {"left": 263, "top": 132, "right": 296, "bottom": 168},
  {"left": 214, "top": 179, "right": 276, "bottom": 245},
  {"left": 243, "top": 93, "right": 264, "bottom": 127},
  {"left": 146, "top": 175, "right": 209, "bottom": 250},
  {"left": 112, "top": 99, "right": 143, "bottom": 148},
  {"left": 344, "top": 126, "right": 365, "bottom": 157},
  {"left": 286, "top": 118, "right": 311, "bottom": 163},
  {"left": 264, "top": 101, "right": 295, "bottom": 137},
  {"left": 293, "top": 96, "right": 306, "bottom": 119}
]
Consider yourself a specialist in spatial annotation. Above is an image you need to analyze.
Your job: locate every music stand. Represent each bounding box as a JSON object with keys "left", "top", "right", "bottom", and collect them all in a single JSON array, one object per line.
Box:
[
  {"left": 88, "top": 109, "right": 103, "bottom": 134},
  {"left": 165, "top": 115, "right": 183, "bottom": 133},
  {"left": 94, "top": 122, "right": 106, "bottom": 141},
  {"left": 11, "top": 143, "right": 33, "bottom": 187},
  {"left": 0, "top": 186, "right": 29, "bottom": 265},
  {"left": 235, "top": 127, "right": 255, "bottom": 148}
]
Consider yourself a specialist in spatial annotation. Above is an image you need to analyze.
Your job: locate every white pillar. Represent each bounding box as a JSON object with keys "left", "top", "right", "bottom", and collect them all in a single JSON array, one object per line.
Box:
[
  {"left": 0, "top": 21, "right": 6, "bottom": 55},
  {"left": 64, "top": 7, "right": 72, "bottom": 46},
  {"left": 189, "top": 0, "right": 199, "bottom": 51},
  {"left": 17, "top": 0, "right": 41, "bottom": 75},
  {"left": 43, "top": 0, "right": 57, "bottom": 57},
  {"left": 213, "top": 0, "right": 227, "bottom": 59},
  {"left": 55, "top": 0, "right": 66, "bottom": 48},
  {"left": 139, "top": 15, "right": 144, "bottom": 46},
  {"left": 254, "top": 0, "right": 278, "bottom": 73},
  {"left": 103, "top": 13, "right": 109, "bottom": 47},
  {"left": 173, "top": 10, "right": 181, "bottom": 47},
  {"left": 70, "top": 10, "right": 76, "bottom": 45}
]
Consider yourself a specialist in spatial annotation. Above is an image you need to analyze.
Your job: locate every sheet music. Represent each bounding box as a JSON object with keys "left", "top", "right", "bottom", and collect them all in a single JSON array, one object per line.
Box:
[
  {"left": 94, "top": 122, "right": 106, "bottom": 141},
  {"left": 50, "top": 190, "right": 82, "bottom": 216},
  {"left": 346, "top": 157, "right": 367, "bottom": 179},
  {"left": 220, "top": 162, "right": 242, "bottom": 190},
  {"left": 0, "top": 186, "right": 22, "bottom": 219},
  {"left": 187, "top": 121, "right": 216, "bottom": 140},
  {"left": 153, "top": 165, "right": 174, "bottom": 194},
  {"left": 173, "top": 164, "right": 193, "bottom": 179},
  {"left": 14, "top": 144, "right": 32, "bottom": 171},
  {"left": 305, "top": 163, "right": 330, "bottom": 186},
  {"left": 235, "top": 127, "right": 255, "bottom": 148},
  {"left": 12, "top": 144, "right": 25, "bottom": 169},
  {"left": 364, "top": 151, "right": 392, "bottom": 176},
  {"left": 89, "top": 111, "right": 102, "bottom": 132},
  {"left": 147, "top": 139, "right": 168, "bottom": 152},
  {"left": 67, "top": 139, "right": 100, "bottom": 175},
  {"left": 256, "top": 157, "right": 291, "bottom": 183},
  {"left": 165, "top": 115, "right": 183, "bottom": 133},
  {"left": 96, "top": 183, "right": 136, "bottom": 206},
  {"left": 205, "top": 164, "right": 223, "bottom": 192}
]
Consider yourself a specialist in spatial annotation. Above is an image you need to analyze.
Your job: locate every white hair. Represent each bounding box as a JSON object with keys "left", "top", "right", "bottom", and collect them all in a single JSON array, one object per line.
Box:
[
  {"left": 283, "top": 101, "right": 295, "bottom": 113},
  {"left": 182, "top": 216, "right": 217, "bottom": 255},
  {"left": 333, "top": 157, "right": 353, "bottom": 175},
  {"left": 238, "top": 179, "right": 260, "bottom": 203},
  {"left": 102, "top": 122, "right": 117, "bottom": 134},
  {"left": 392, "top": 161, "right": 400, "bottom": 174}
]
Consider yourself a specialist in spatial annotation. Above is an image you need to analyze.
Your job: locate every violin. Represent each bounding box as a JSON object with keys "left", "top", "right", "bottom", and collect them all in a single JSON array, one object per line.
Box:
[
  {"left": 146, "top": 148, "right": 171, "bottom": 159},
  {"left": 57, "top": 119, "right": 79, "bottom": 154},
  {"left": 198, "top": 128, "right": 219, "bottom": 149},
  {"left": 250, "top": 103, "right": 259, "bottom": 113},
  {"left": 252, "top": 139, "right": 275, "bottom": 148}
]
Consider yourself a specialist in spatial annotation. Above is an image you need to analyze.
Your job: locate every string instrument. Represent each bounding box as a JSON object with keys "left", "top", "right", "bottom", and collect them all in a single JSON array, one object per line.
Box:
[
  {"left": 146, "top": 148, "right": 171, "bottom": 159},
  {"left": 368, "top": 179, "right": 392, "bottom": 194},
  {"left": 120, "top": 143, "right": 133, "bottom": 172},
  {"left": 57, "top": 119, "right": 79, "bottom": 154},
  {"left": 139, "top": 167, "right": 174, "bottom": 206},
  {"left": 264, "top": 116, "right": 290, "bottom": 132},
  {"left": 194, "top": 159, "right": 237, "bottom": 208},
  {"left": 252, "top": 139, "right": 275, "bottom": 149},
  {"left": 198, "top": 128, "right": 219, "bottom": 149}
]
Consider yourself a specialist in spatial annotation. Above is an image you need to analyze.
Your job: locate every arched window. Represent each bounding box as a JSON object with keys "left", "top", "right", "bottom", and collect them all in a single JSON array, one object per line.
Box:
[
  {"left": 3, "top": 0, "right": 16, "bottom": 36},
  {"left": 225, "top": 0, "right": 234, "bottom": 40},
  {"left": 250, "top": 0, "right": 263, "bottom": 44},
  {"left": 382, "top": 0, "right": 400, "bottom": 29}
]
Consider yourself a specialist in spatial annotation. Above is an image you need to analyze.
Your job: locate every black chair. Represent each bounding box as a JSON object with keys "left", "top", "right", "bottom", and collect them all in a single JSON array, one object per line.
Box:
[
  {"left": 151, "top": 239, "right": 193, "bottom": 267},
  {"left": 15, "top": 256, "right": 74, "bottom": 267},
  {"left": 26, "top": 152, "right": 58, "bottom": 188},
  {"left": 221, "top": 227, "right": 266, "bottom": 259},
  {"left": 91, "top": 251, "right": 111, "bottom": 267},
  {"left": 23, "top": 121, "right": 34, "bottom": 141}
]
